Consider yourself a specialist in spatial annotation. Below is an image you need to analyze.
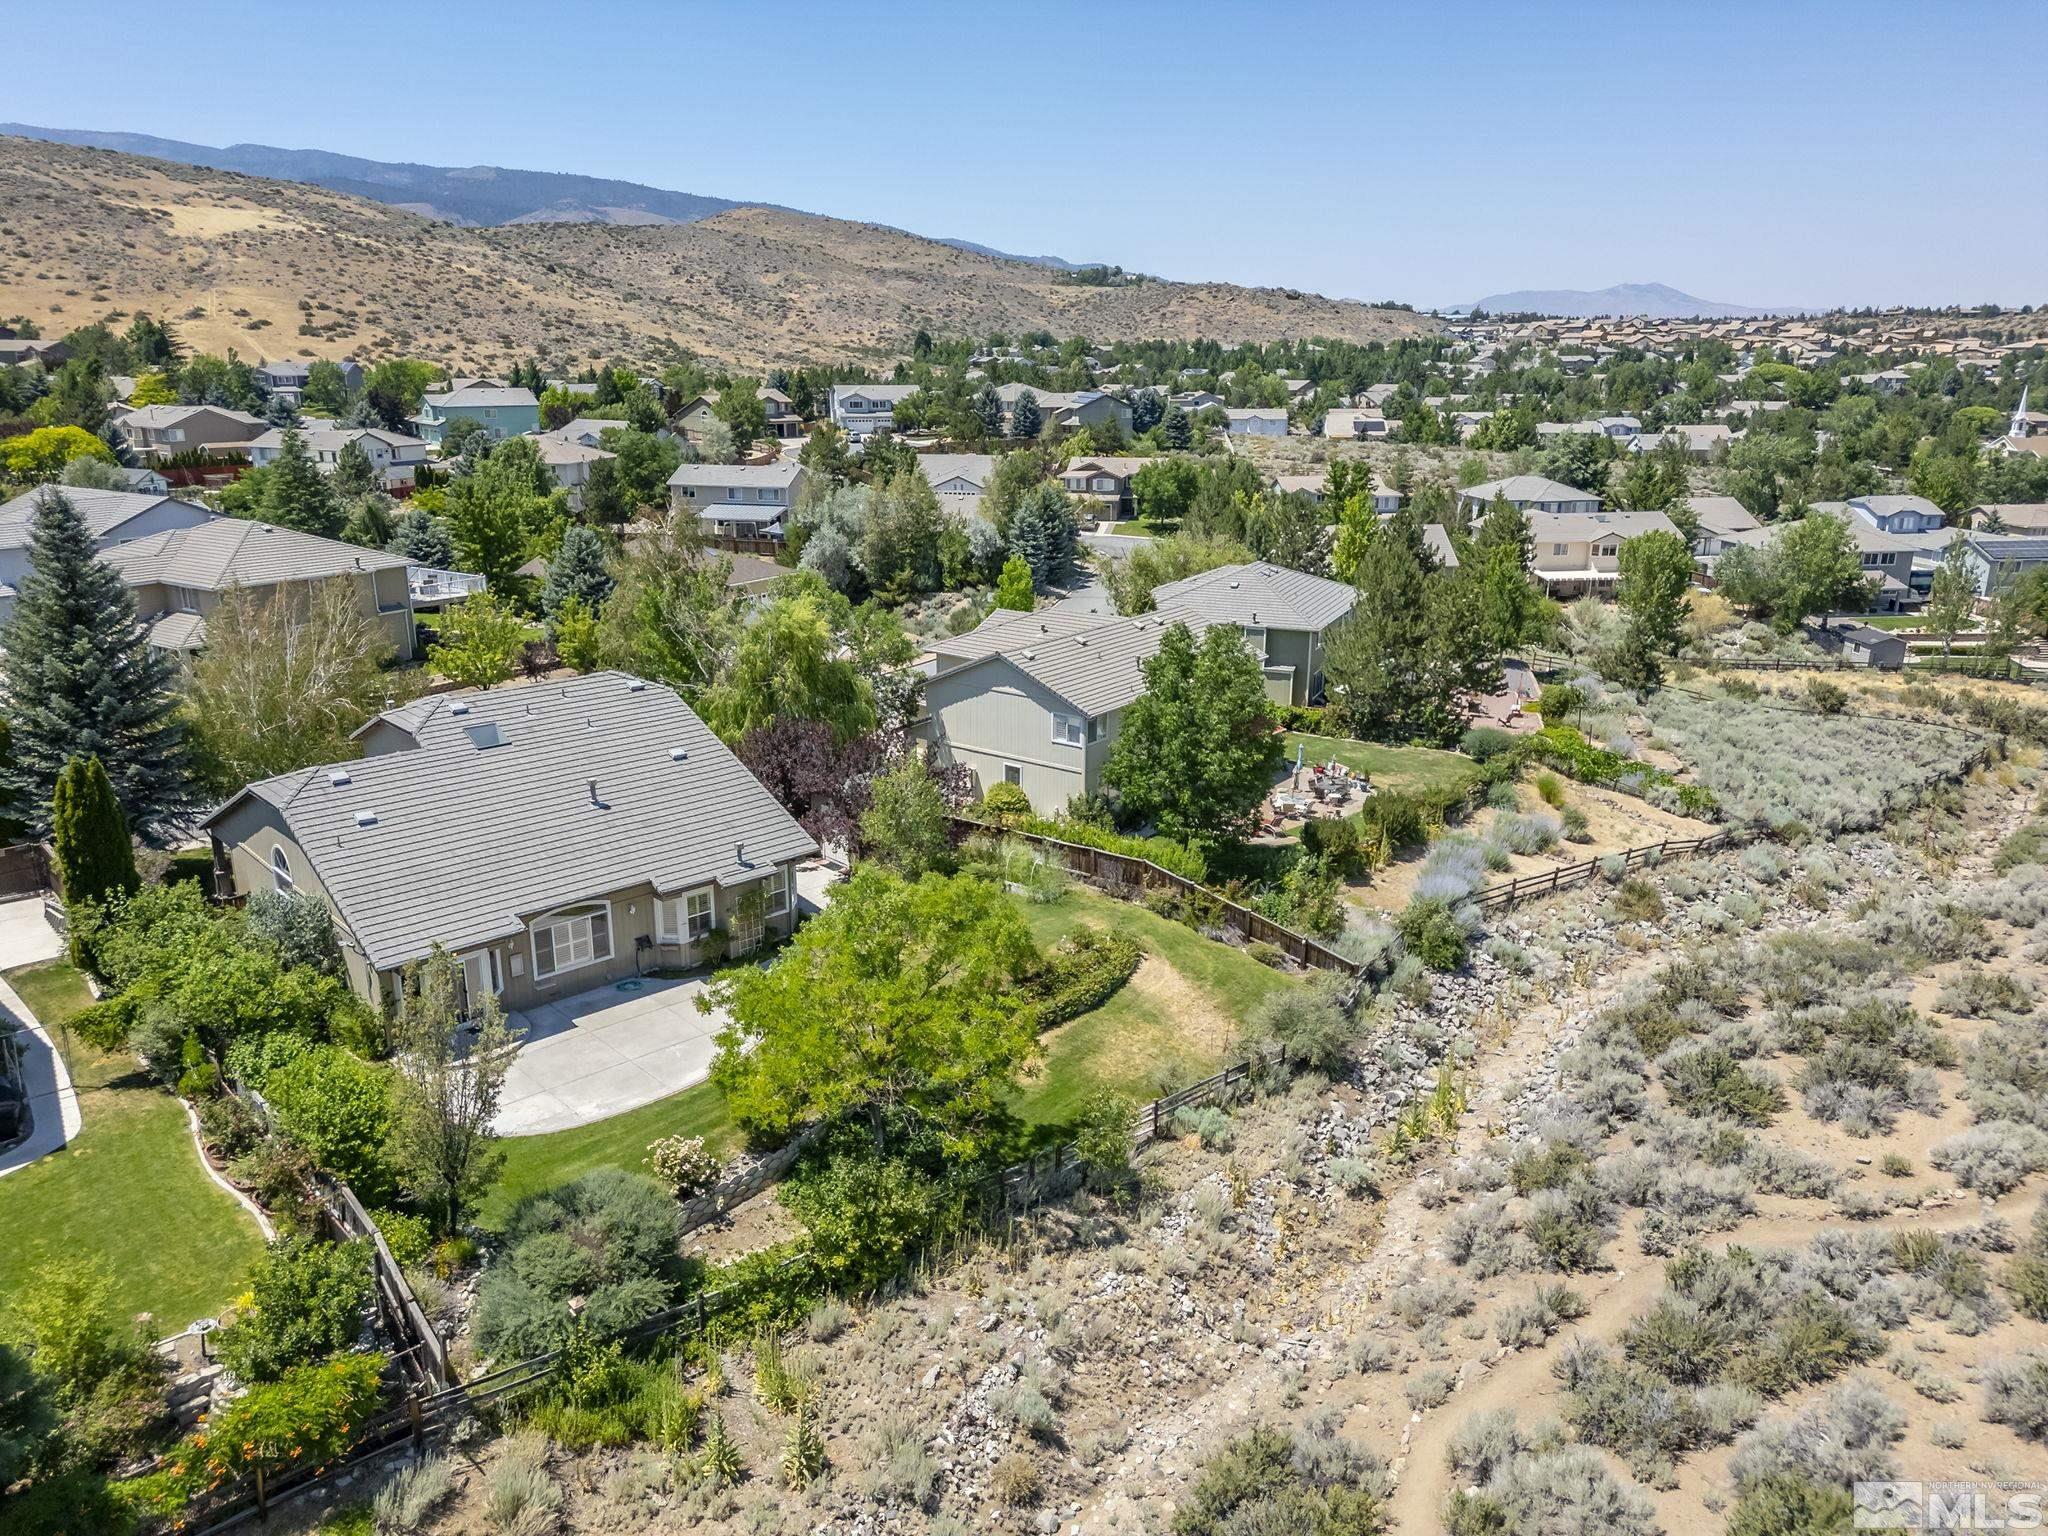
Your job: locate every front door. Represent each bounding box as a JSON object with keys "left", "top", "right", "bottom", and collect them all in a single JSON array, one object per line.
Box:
[{"left": 460, "top": 950, "right": 502, "bottom": 1016}]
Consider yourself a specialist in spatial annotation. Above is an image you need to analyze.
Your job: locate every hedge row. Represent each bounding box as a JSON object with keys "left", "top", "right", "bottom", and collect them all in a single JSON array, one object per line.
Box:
[{"left": 1024, "top": 929, "right": 1142, "bottom": 1031}]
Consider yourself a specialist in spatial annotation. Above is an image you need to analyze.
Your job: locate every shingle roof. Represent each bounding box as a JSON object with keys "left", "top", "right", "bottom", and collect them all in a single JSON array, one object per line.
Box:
[
  {"left": 0, "top": 487, "right": 198, "bottom": 549},
  {"left": 667, "top": 461, "right": 803, "bottom": 490},
  {"left": 207, "top": 672, "right": 818, "bottom": 971},
  {"left": 1149, "top": 560, "right": 1356, "bottom": 632},
  {"left": 101, "top": 517, "right": 410, "bottom": 589},
  {"left": 1458, "top": 475, "right": 1602, "bottom": 506}
]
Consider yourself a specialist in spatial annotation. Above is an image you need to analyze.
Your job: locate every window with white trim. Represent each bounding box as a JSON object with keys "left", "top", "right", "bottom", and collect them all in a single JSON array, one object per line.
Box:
[
  {"left": 659, "top": 889, "right": 716, "bottom": 943},
  {"left": 531, "top": 903, "right": 612, "bottom": 981},
  {"left": 270, "top": 844, "right": 294, "bottom": 893},
  {"left": 1003, "top": 764, "right": 1022, "bottom": 786},
  {"left": 1051, "top": 711, "right": 1085, "bottom": 746},
  {"left": 460, "top": 949, "right": 502, "bottom": 1011},
  {"left": 763, "top": 869, "right": 789, "bottom": 918},
  {"left": 1552, "top": 543, "right": 1569, "bottom": 556}
]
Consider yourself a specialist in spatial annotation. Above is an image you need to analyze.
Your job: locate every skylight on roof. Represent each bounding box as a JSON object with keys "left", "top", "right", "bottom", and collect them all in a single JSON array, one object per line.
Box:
[{"left": 465, "top": 722, "right": 504, "bottom": 750}]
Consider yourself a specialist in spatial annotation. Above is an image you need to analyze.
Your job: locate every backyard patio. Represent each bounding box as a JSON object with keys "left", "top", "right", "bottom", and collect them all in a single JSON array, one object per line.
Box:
[{"left": 494, "top": 974, "right": 729, "bottom": 1136}]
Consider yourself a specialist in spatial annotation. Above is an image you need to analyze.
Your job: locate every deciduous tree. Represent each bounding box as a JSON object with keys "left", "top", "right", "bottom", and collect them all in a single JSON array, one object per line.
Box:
[
  {"left": 426, "top": 591, "right": 532, "bottom": 689},
  {"left": 386, "top": 947, "right": 514, "bottom": 1233}
]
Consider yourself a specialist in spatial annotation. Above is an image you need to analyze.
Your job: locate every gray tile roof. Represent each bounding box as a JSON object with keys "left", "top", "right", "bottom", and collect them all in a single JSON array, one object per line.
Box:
[
  {"left": 0, "top": 486, "right": 200, "bottom": 549},
  {"left": 1149, "top": 560, "right": 1356, "bottom": 632},
  {"left": 208, "top": 672, "right": 817, "bottom": 971},
  {"left": 934, "top": 609, "right": 1214, "bottom": 717},
  {"left": 1459, "top": 475, "right": 1602, "bottom": 506},
  {"left": 422, "top": 386, "right": 537, "bottom": 409},
  {"left": 119, "top": 403, "right": 267, "bottom": 431},
  {"left": 101, "top": 516, "right": 410, "bottom": 589},
  {"left": 667, "top": 461, "right": 803, "bottom": 490},
  {"left": 917, "top": 453, "right": 997, "bottom": 490},
  {"left": 1528, "top": 509, "right": 1681, "bottom": 542},
  {"left": 1686, "top": 495, "right": 1760, "bottom": 536}
]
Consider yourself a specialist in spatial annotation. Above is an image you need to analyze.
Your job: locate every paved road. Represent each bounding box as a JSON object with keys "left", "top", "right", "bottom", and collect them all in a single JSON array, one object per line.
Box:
[{"left": 0, "top": 896, "right": 78, "bottom": 1177}]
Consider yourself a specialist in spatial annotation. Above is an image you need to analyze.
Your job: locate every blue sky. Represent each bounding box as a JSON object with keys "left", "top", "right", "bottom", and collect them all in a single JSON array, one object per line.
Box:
[{"left": 11, "top": 0, "right": 2043, "bottom": 310}]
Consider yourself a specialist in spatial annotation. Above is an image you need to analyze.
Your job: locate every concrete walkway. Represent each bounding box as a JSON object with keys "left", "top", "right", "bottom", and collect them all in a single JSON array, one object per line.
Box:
[
  {"left": 0, "top": 895, "right": 78, "bottom": 1178},
  {"left": 494, "top": 974, "right": 727, "bottom": 1136}
]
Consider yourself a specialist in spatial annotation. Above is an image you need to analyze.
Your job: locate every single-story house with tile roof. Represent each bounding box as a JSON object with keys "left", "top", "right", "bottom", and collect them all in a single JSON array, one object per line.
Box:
[
  {"left": 1224, "top": 408, "right": 1289, "bottom": 437},
  {"left": 100, "top": 515, "right": 418, "bottom": 659},
  {"left": 1145, "top": 560, "right": 1357, "bottom": 706},
  {"left": 918, "top": 452, "right": 998, "bottom": 505},
  {"left": 205, "top": 673, "right": 818, "bottom": 1015},
  {"left": 1966, "top": 503, "right": 2048, "bottom": 534},
  {"left": 0, "top": 486, "right": 214, "bottom": 622},
  {"left": 411, "top": 385, "right": 540, "bottom": 445},
  {"left": 666, "top": 460, "right": 807, "bottom": 539},
  {"left": 1456, "top": 475, "right": 1603, "bottom": 520}
]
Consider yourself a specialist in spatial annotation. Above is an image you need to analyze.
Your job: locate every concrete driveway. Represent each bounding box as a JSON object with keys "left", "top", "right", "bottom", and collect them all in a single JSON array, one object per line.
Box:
[
  {"left": 0, "top": 895, "right": 79, "bottom": 1177},
  {"left": 493, "top": 974, "right": 727, "bottom": 1136}
]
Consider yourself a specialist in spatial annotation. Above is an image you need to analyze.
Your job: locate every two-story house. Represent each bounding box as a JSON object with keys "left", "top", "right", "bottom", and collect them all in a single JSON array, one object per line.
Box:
[
  {"left": 100, "top": 515, "right": 419, "bottom": 659},
  {"left": 411, "top": 385, "right": 540, "bottom": 446},
  {"left": 1526, "top": 509, "right": 1684, "bottom": 597},
  {"left": 1841, "top": 495, "right": 1946, "bottom": 537},
  {"left": 917, "top": 453, "right": 997, "bottom": 515},
  {"left": 828, "top": 384, "right": 921, "bottom": 443},
  {"left": 1959, "top": 533, "right": 2048, "bottom": 598},
  {"left": 1686, "top": 495, "right": 1761, "bottom": 565},
  {"left": 1145, "top": 561, "right": 1356, "bottom": 706},
  {"left": 246, "top": 426, "right": 431, "bottom": 489},
  {"left": 667, "top": 461, "right": 807, "bottom": 539},
  {"left": 1059, "top": 456, "right": 1150, "bottom": 519},
  {"left": 0, "top": 486, "right": 214, "bottom": 623},
  {"left": 993, "top": 384, "right": 1134, "bottom": 439},
  {"left": 118, "top": 404, "right": 269, "bottom": 462},
  {"left": 202, "top": 673, "right": 818, "bottom": 1016},
  {"left": 1456, "top": 475, "right": 1604, "bottom": 521},
  {"left": 252, "top": 358, "right": 361, "bottom": 406}
]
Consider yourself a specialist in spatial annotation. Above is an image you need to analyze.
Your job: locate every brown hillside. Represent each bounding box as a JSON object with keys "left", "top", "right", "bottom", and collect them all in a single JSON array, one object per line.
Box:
[{"left": 0, "top": 137, "right": 1435, "bottom": 372}]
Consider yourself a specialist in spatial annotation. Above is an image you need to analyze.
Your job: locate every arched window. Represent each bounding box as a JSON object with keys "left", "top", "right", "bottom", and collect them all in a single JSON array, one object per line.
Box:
[{"left": 270, "top": 844, "right": 295, "bottom": 893}]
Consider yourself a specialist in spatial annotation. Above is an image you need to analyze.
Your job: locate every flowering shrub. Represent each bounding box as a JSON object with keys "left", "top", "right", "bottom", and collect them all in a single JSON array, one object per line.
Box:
[{"left": 648, "top": 1134, "right": 725, "bottom": 1201}]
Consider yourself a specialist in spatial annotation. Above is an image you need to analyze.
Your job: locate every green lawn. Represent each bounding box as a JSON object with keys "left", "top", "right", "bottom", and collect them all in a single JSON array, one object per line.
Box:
[
  {"left": 1005, "top": 887, "right": 1294, "bottom": 1134},
  {"left": 1283, "top": 733, "right": 1478, "bottom": 797},
  {"left": 0, "top": 961, "right": 265, "bottom": 1332},
  {"left": 480, "top": 1079, "right": 735, "bottom": 1232}
]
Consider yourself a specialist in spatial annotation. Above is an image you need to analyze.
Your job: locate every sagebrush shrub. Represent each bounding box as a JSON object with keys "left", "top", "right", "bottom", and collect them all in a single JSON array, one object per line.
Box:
[{"left": 1984, "top": 1355, "right": 2048, "bottom": 1443}]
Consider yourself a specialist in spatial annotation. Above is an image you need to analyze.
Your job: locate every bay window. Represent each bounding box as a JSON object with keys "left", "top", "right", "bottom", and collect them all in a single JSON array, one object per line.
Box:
[{"left": 531, "top": 903, "right": 613, "bottom": 982}]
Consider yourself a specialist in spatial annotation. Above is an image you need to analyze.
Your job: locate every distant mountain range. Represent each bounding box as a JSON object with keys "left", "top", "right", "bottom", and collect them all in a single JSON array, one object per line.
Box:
[
  {"left": 0, "top": 122, "right": 1089, "bottom": 267},
  {"left": 1466, "top": 282, "right": 1777, "bottom": 320}
]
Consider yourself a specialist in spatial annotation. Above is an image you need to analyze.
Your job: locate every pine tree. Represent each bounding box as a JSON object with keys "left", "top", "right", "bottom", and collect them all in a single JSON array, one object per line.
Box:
[
  {"left": 542, "top": 524, "right": 615, "bottom": 618},
  {"left": 0, "top": 492, "right": 193, "bottom": 840},
  {"left": 1008, "top": 484, "right": 1077, "bottom": 588},
  {"left": 1324, "top": 509, "right": 1434, "bottom": 738},
  {"left": 331, "top": 437, "right": 381, "bottom": 501},
  {"left": 387, "top": 507, "right": 454, "bottom": 567},
  {"left": 1010, "top": 389, "right": 1042, "bottom": 440},
  {"left": 972, "top": 382, "right": 1004, "bottom": 439},
  {"left": 1160, "top": 403, "right": 1192, "bottom": 450},
  {"left": 51, "top": 755, "right": 139, "bottom": 913},
  {"left": 257, "top": 429, "right": 343, "bottom": 538}
]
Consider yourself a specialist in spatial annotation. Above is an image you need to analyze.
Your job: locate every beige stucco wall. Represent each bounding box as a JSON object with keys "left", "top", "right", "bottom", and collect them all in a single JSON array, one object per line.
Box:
[{"left": 924, "top": 658, "right": 1095, "bottom": 815}]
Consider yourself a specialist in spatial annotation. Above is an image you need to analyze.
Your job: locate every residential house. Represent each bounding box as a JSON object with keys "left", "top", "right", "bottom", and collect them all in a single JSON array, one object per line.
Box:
[
  {"left": 922, "top": 561, "right": 1356, "bottom": 807},
  {"left": 1722, "top": 512, "right": 1918, "bottom": 612},
  {"left": 1841, "top": 494, "right": 1946, "bottom": 537},
  {"left": 0, "top": 337, "right": 66, "bottom": 368},
  {"left": 1959, "top": 533, "right": 2048, "bottom": 598},
  {"left": 1627, "top": 423, "right": 1736, "bottom": 459},
  {"left": 1144, "top": 561, "right": 1356, "bottom": 707},
  {"left": 252, "top": 357, "right": 361, "bottom": 406},
  {"left": 1322, "top": 408, "right": 1391, "bottom": 440},
  {"left": 543, "top": 418, "right": 626, "bottom": 450},
  {"left": 1224, "top": 408, "right": 1288, "bottom": 437},
  {"left": 529, "top": 432, "right": 616, "bottom": 497},
  {"left": 100, "top": 515, "right": 418, "bottom": 659},
  {"left": 0, "top": 486, "right": 213, "bottom": 621},
  {"left": 1059, "top": 456, "right": 1150, "bottom": 519},
  {"left": 726, "top": 553, "right": 791, "bottom": 600},
  {"left": 917, "top": 453, "right": 997, "bottom": 501},
  {"left": 1281, "top": 378, "right": 1316, "bottom": 404},
  {"left": 1966, "top": 503, "right": 2048, "bottom": 534},
  {"left": 1357, "top": 383, "right": 1399, "bottom": 409},
  {"left": 1850, "top": 369, "right": 1913, "bottom": 395},
  {"left": 118, "top": 404, "right": 269, "bottom": 462},
  {"left": 410, "top": 385, "right": 540, "bottom": 446},
  {"left": 994, "top": 384, "right": 1134, "bottom": 439},
  {"left": 672, "top": 389, "right": 803, "bottom": 450},
  {"left": 1687, "top": 495, "right": 1761, "bottom": 563},
  {"left": 1169, "top": 390, "right": 1225, "bottom": 412},
  {"left": 1271, "top": 474, "right": 1325, "bottom": 502},
  {"left": 1456, "top": 475, "right": 1603, "bottom": 520},
  {"left": 828, "top": 383, "right": 921, "bottom": 442},
  {"left": 667, "top": 461, "right": 806, "bottom": 539},
  {"left": 112, "top": 465, "right": 170, "bottom": 495},
  {"left": 1526, "top": 509, "right": 1683, "bottom": 597},
  {"left": 203, "top": 673, "right": 818, "bottom": 1014},
  {"left": 247, "top": 426, "right": 430, "bottom": 489}
]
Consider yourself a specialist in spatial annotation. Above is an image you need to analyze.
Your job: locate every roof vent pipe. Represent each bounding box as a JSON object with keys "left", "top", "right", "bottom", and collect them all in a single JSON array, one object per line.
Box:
[
  {"left": 736, "top": 840, "right": 747, "bottom": 866},
  {"left": 587, "top": 779, "right": 601, "bottom": 807}
]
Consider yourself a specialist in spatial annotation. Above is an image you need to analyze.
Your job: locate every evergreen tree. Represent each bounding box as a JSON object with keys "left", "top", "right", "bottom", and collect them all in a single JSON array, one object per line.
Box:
[
  {"left": 340, "top": 495, "right": 396, "bottom": 550},
  {"left": 1010, "top": 389, "right": 1042, "bottom": 440},
  {"left": 387, "top": 508, "right": 454, "bottom": 568},
  {"left": 0, "top": 492, "right": 193, "bottom": 840},
  {"left": 1131, "top": 388, "right": 1164, "bottom": 434},
  {"left": 256, "top": 429, "right": 343, "bottom": 538},
  {"left": 972, "top": 382, "right": 1005, "bottom": 439},
  {"left": 331, "top": 437, "right": 381, "bottom": 501},
  {"left": 263, "top": 393, "right": 301, "bottom": 429},
  {"left": 579, "top": 455, "right": 630, "bottom": 526},
  {"left": 1324, "top": 510, "right": 1437, "bottom": 739},
  {"left": 994, "top": 553, "right": 1035, "bottom": 611},
  {"left": 542, "top": 524, "right": 615, "bottom": 619},
  {"left": 51, "top": 755, "right": 139, "bottom": 913},
  {"left": 1008, "top": 483, "right": 1079, "bottom": 589},
  {"left": 1160, "top": 403, "right": 1192, "bottom": 449}
]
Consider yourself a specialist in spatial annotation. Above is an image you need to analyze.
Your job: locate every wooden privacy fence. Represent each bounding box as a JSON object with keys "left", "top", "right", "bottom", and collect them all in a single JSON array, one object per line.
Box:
[
  {"left": 314, "top": 1174, "right": 450, "bottom": 1392},
  {"left": 1470, "top": 831, "right": 1732, "bottom": 911},
  {"left": 951, "top": 818, "right": 1363, "bottom": 979},
  {"left": 0, "top": 843, "right": 52, "bottom": 900}
]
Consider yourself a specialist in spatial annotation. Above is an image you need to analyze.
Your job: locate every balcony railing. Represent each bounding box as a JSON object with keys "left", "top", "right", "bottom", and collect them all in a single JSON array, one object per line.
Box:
[{"left": 407, "top": 567, "right": 488, "bottom": 603}]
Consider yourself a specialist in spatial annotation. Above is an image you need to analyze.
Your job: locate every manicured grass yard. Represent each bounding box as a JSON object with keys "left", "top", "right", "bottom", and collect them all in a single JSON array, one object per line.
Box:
[
  {"left": 1005, "top": 886, "right": 1294, "bottom": 1133},
  {"left": 1282, "top": 733, "right": 1478, "bottom": 798},
  {"left": 480, "top": 1079, "right": 735, "bottom": 1232},
  {"left": 0, "top": 961, "right": 265, "bottom": 1332}
]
